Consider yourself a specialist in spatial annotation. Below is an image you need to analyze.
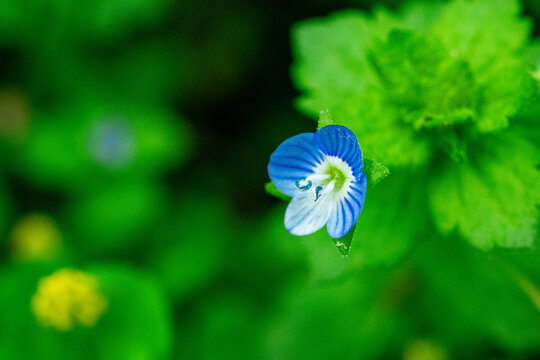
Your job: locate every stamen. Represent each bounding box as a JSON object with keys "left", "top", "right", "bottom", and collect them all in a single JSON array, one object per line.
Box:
[
  {"left": 306, "top": 173, "right": 331, "bottom": 183},
  {"left": 314, "top": 186, "right": 324, "bottom": 201},
  {"left": 295, "top": 178, "right": 312, "bottom": 191},
  {"left": 321, "top": 180, "right": 336, "bottom": 195}
]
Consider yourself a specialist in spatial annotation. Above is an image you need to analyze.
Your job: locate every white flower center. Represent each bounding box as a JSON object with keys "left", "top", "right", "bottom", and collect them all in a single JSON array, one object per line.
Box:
[{"left": 295, "top": 155, "right": 354, "bottom": 202}]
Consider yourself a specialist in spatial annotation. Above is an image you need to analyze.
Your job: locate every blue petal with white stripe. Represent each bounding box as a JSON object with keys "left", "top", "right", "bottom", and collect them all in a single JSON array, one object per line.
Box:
[
  {"left": 268, "top": 133, "right": 324, "bottom": 197},
  {"left": 285, "top": 191, "right": 334, "bottom": 236},
  {"left": 327, "top": 174, "right": 367, "bottom": 238},
  {"left": 268, "top": 125, "right": 367, "bottom": 239},
  {"left": 313, "top": 125, "right": 363, "bottom": 175}
]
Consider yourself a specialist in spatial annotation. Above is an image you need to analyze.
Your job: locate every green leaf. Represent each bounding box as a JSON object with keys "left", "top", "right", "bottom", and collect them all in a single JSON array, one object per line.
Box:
[
  {"left": 412, "top": 235, "right": 540, "bottom": 350},
  {"left": 291, "top": 0, "right": 535, "bottom": 168},
  {"left": 264, "top": 181, "right": 291, "bottom": 201},
  {"left": 429, "top": 134, "right": 540, "bottom": 249},
  {"left": 368, "top": 29, "right": 477, "bottom": 130},
  {"left": 430, "top": 0, "right": 531, "bottom": 74},
  {"left": 429, "top": 0, "right": 533, "bottom": 132},
  {"left": 317, "top": 109, "right": 335, "bottom": 129},
  {"left": 363, "top": 158, "right": 390, "bottom": 190},
  {"left": 292, "top": 9, "right": 396, "bottom": 118},
  {"left": 475, "top": 62, "right": 537, "bottom": 132},
  {"left": 348, "top": 171, "right": 429, "bottom": 267},
  {"left": 332, "top": 225, "right": 355, "bottom": 256},
  {"left": 514, "top": 101, "right": 540, "bottom": 145},
  {"left": 292, "top": 10, "right": 432, "bottom": 168}
]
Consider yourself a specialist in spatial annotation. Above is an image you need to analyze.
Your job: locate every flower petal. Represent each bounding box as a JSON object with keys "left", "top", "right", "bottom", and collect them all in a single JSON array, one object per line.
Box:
[
  {"left": 313, "top": 125, "right": 363, "bottom": 174},
  {"left": 285, "top": 191, "right": 334, "bottom": 236},
  {"left": 268, "top": 133, "right": 324, "bottom": 197},
  {"left": 327, "top": 173, "right": 367, "bottom": 238}
]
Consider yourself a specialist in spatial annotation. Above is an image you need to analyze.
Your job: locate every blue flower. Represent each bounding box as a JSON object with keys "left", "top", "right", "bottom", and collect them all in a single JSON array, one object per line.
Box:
[{"left": 268, "top": 125, "right": 367, "bottom": 238}]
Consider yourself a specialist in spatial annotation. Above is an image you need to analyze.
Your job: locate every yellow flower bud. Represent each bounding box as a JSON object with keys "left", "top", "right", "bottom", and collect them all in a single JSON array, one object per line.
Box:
[
  {"left": 9, "top": 214, "right": 62, "bottom": 262},
  {"left": 31, "top": 269, "right": 108, "bottom": 331}
]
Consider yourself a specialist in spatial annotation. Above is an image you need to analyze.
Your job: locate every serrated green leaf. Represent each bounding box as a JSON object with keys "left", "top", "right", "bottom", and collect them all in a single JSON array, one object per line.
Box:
[
  {"left": 369, "top": 29, "right": 477, "bottom": 130},
  {"left": 514, "top": 101, "right": 540, "bottom": 145},
  {"left": 429, "top": 134, "right": 540, "bottom": 250},
  {"left": 363, "top": 158, "right": 390, "bottom": 190},
  {"left": 429, "top": 0, "right": 533, "bottom": 132},
  {"left": 292, "top": 9, "right": 397, "bottom": 118},
  {"left": 264, "top": 181, "right": 291, "bottom": 201},
  {"left": 430, "top": 0, "right": 530, "bottom": 74},
  {"left": 292, "top": 10, "right": 432, "bottom": 168},
  {"left": 475, "top": 62, "right": 537, "bottom": 132},
  {"left": 292, "top": 0, "right": 535, "bottom": 168}
]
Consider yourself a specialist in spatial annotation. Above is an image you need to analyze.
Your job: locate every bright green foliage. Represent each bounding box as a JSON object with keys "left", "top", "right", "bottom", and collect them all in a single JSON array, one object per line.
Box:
[
  {"left": 292, "top": 0, "right": 540, "bottom": 252},
  {"left": 350, "top": 171, "right": 428, "bottom": 265},
  {"left": 293, "top": 0, "right": 535, "bottom": 166},
  {"left": 429, "top": 135, "right": 540, "bottom": 249},
  {"left": 369, "top": 30, "right": 477, "bottom": 130},
  {"left": 430, "top": 0, "right": 529, "bottom": 73},
  {"left": 363, "top": 158, "right": 390, "bottom": 190},
  {"left": 317, "top": 109, "right": 335, "bottom": 129},
  {"left": 429, "top": 0, "right": 533, "bottom": 132},
  {"left": 293, "top": 9, "right": 432, "bottom": 168}
]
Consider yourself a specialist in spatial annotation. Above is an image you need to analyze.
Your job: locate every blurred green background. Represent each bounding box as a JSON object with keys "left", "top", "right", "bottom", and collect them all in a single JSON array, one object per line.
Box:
[{"left": 0, "top": 0, "right": 539, "bottom": 359}]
